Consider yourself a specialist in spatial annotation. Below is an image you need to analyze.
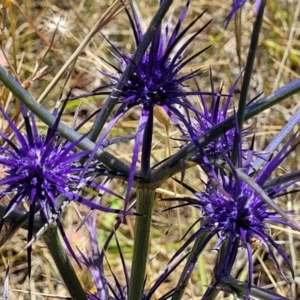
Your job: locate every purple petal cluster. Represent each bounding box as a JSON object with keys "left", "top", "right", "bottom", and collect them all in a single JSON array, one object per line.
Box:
[
  {"left": 172, "top": 135, "right": 299, "bottom": 298},
  {"left": 87, "top": 0, "right": 217, "bottom": 206},
  {"left": 96, "top": 0, "right": 210, "bottom": 121},
  {"left": 0, "top": 105, "right": 121, "bottom": 221},
  {"left": 195, "top": 179, "right": 293, "bottom": 277},
  {"left": 183, "top": 75, "right": 251, "bottom": 159},
  {"left": 0, "top": 104, "right": 124, "bottom": 273},
  {"left": 92, "top": 1, "right": 214, "bottom": 180}
]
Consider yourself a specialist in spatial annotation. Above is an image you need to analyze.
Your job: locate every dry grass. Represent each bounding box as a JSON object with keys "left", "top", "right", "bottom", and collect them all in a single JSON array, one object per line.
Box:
[{"left": 1, "top": 0, "right": 300, "bottom": 299}]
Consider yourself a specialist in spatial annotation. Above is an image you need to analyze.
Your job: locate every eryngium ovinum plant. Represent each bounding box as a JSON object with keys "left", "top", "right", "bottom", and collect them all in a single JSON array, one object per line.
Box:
[{"left": 1, "top": 0, "right": 300, "bottom": 299}]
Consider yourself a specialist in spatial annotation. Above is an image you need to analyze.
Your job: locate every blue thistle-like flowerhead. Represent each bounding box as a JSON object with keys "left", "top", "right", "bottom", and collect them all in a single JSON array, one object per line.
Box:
[
  {"left": 227, "top": 0, "right": 262, "bottom": 25},
  {"left": 0, "top": 103, "right": 125, "bottom": 274},
  {"left": 88, "top": 0, "right": 215, "bottom": 200},
  {"left": 195, "top": 178, "right": 293, "bottom": 275},
  {"left": 96, "top": 1, "right": 211, "bottom": 116},
  {"left": 182, "top": 74, "right": 252, "bottom": 160},
  {"left": 75, "top": 0, "right": 219, "bottom": 211},
  {"left": 169, "top": 134, "right": 299, "bottom": 299}
]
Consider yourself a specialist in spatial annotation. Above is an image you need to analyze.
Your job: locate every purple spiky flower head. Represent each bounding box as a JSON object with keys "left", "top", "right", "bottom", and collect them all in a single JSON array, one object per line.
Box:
[
  {"left": 226, "top": 0, "right": 262, "bottom": 25},
  {"left": 0, "top": 103, "right": 125, "bottom": 275},
  {"left": 88, "top": 0, "right": 215, "bottom": 203},
  {"left": 181, "top": 74, "right": 252, "bottom": 161},
  {"left": 169, "top": 134, "right": 299, "bottom": 299}
]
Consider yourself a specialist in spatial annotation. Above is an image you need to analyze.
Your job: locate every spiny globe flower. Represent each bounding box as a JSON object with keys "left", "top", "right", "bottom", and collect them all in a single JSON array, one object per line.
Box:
[
  {"left": 181, "top": 74, "right": 252, "bottom": 160},
  {"left": 0, "top": 104, "right": 125, "bottom": 275},
  {"left": 227, "top": 0, "right": 262, "bottom": 25},
  {"left": 168, "top": 135, "right": 299, "bottom": 299},
  {"left": 89, "top": 0, "right": 216, "bottom": 202}
]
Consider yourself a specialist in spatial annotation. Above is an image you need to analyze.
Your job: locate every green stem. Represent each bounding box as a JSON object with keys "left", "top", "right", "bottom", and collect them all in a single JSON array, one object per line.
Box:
[
  {"left": 232, "top": 0, "right": 266, "bottom": 162},
  {"left": 203, "top": 240, "right": 238, "bottom": 300},
  {"left": 128, "top": 188, "right": 155, "bottom": 300},
  {"left": 220, "top": 276, "right": 290, "bottom": 300},
  {"left": 42, "top": 226, "right": 87, "bottom": 300},
  {"left": 171, "top": 231, "right": 211, "bottom": 300},
  {"left": 171, "top": 237, "right": 237, "bottom": 300},
  {"left": 263, "top": 169, "right": 300, "bottom": 189},
  {"left": 199, "top": 252, "right": 208, "bottom": 295},
  {"left": 0, "top": 204, "right": 45, "bottom": 247}
]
